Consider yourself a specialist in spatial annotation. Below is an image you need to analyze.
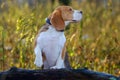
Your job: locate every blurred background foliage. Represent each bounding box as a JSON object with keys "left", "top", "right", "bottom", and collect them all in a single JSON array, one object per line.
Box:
[{"left": 0, "top": 0, "right": 120, "bottom": 76}]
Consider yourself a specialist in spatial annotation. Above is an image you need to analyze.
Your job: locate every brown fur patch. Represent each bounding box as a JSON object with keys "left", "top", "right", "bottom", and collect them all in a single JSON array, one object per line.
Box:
[
  {"left": 39, "top": 23, "right": 49, "bottom": 33},
  {"left": 50, "top": 9, "right": 65, "bottom": 31},
  {"left": 42, "top": 51, "right": 46, "bottom": 62},
  {"left": 62, "top": 42, "right": 66, "bottom": 59},
  {"left": 49, "top": 6, "right": 74, "bottom": 31}
]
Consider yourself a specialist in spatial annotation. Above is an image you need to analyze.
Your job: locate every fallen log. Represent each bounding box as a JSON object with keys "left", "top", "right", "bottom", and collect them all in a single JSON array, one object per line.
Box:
[{"left": 0, "top": 67, "right": 119, "bottom": 80}]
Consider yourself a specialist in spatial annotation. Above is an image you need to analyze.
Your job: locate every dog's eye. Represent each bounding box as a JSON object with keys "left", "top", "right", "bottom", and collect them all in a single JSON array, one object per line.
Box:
[{"left": 69, "top": 8, "right": 72, "bottom": 11}]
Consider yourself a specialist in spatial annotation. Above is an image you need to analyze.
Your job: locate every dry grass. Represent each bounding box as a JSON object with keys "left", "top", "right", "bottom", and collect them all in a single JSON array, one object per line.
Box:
[{"left": 0, "top": 0, "right": 120, "bottom": 76}]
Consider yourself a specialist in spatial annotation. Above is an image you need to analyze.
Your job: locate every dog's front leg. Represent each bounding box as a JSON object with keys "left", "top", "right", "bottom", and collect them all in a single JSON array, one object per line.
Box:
[
  {"left": 51, "top": 44, "right": 66, "bottom": 69},
  {"left": 34, "top": 44, "right": 43, "bottom": 67}
]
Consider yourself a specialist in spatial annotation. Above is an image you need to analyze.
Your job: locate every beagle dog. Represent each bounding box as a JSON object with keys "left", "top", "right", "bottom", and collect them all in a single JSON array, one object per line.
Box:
[{"left": 34, "top": 6, "right": 82, "bottom": 69}]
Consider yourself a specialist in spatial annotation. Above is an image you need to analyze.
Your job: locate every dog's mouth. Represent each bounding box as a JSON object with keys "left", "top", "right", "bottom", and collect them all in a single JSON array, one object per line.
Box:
[{"left": 71, "top": 20, "right": 79, "bottom": 22}]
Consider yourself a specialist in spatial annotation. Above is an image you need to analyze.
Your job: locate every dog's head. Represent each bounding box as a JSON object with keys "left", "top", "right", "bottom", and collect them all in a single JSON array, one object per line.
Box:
[{"left": 48, "top": 6, "right": 82, "bottom": 31}]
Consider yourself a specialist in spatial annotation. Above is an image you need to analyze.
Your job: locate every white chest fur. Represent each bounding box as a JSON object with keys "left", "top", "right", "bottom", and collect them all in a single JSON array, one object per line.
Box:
[
  {"left": 37, "top": 26, "right": 66, "bottom": 48},
  {"left": 36, "top": 25, "right": 66, "bottom": 68}
]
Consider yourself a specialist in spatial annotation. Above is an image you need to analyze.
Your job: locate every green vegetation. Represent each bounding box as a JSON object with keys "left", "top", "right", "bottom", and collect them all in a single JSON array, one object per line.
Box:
[{"left": 0, "top": 0, "right": 120, "bottom": 76}]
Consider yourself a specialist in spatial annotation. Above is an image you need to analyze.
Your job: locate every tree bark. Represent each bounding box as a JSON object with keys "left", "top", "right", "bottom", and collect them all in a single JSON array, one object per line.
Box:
[{"left": 0, "top": 67, "right": 119, "bottom": 80}]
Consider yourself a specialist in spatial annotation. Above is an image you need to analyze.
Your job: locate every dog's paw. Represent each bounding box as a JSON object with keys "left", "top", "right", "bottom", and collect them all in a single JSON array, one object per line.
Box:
[
  {"left": 34, "top": 57, "right": 43, "bottom": 67},
  {"left": 50, "top": 66, "right": 61, "bottom": 69}
]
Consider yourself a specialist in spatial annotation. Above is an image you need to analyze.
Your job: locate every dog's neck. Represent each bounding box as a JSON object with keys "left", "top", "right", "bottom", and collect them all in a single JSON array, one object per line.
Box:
[
  {"left": 46, "top": 18, "right": 70, "bottom": 32},
  {"left": 46, "top": 18, "right": 70, "bottom": 26},
  {"left": 48, "top": 25, "right": 64, "bottom": 33}
]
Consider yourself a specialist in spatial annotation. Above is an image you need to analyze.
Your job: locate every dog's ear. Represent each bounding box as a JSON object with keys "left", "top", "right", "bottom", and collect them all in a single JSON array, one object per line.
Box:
[{"left": 50, "top": 10, "right": 65, "bottom": 31}]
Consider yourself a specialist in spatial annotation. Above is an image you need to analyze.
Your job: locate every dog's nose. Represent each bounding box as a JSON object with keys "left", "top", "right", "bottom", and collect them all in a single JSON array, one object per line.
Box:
[{"left": 80, "top": 11, "right": 83, "bottom": 14}]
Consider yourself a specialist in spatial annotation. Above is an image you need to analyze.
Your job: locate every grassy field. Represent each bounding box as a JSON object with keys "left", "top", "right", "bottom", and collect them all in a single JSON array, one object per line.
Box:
[{"left": 0, "top": 0, "right": 120, "bottom": 76}]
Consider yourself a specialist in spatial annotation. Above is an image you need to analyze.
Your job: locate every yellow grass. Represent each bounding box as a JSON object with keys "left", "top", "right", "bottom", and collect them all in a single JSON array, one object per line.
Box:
[{"left": 0, "top": 0, "right": 120, "bottom": 76}]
